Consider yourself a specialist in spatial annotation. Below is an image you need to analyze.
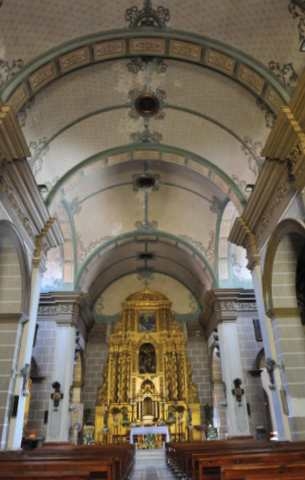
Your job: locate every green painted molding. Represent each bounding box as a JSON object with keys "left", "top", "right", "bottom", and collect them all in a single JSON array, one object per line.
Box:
[
  {"left": 75, "top": 229, "right": 217, "bottom": 289},
  {"left": 214, "top": 199, "right": 229, "bottom": 286},
  {"left": 91, "top": 268, "right": 203, "bottom": 308},
  {"left": 63, "top": 180, "right": 214, "bottom": 210},
  {"left": 31, "top": 102, "right": 260, "bottom": 191},
  {"left": 1, "top": 28, "right": 289, "bottom": 110},
  {"left": 85, "top": 252, "right": 203, "bottom": 292},
  {"left": 46, "top": 143, "right": 247, "bottom": 208}
]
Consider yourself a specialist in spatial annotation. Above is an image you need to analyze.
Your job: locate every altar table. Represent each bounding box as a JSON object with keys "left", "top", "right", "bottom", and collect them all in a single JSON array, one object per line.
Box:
[{"left": 129, "top": 426, "right": 170, "bottom": 444}]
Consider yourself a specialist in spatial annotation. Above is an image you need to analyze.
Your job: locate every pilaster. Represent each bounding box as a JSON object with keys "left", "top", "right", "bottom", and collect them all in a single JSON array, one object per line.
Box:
[
  {"left": 37, "top": 292, "right": 93, "bottom": 443},
  {"left": 204, "top": 289, "right": 256, "bottom": 437}
]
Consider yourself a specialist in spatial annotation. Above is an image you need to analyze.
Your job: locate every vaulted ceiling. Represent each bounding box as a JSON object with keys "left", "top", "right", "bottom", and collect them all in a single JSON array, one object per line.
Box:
[{"left": 1, "top": 0, "right": 304, "bottom": 311}]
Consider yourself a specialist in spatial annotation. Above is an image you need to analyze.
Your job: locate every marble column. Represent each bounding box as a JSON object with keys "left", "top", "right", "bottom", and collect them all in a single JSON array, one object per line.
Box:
[
  {"left": 218, "top": 319, "right": 250, "bottom": 437},
  {"left": 251, "top": 264, "right": 291, "bottom": 440},
  {"left": 6, "top": 259, "right": 42, "bottom": 449},
  {"left": 205, "top": 289, "right": 252, "bottom": 437},
  {"left": 39, "top": 292, "right": 92, "bottom": 443},
  {"left": 46, "top": 321, "right": 76, "bottom": 442}
]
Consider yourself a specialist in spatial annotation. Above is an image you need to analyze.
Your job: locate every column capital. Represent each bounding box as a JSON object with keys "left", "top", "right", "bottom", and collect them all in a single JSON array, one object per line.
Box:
[
  {"left": 229, "top": 217, "right": 260, "bottom": 271},
  {"left": 38, "top": 291, "right": 94, "bottom": 339},
  {"left": 203, "top": 288, "right": 257, "bottom": 337}
]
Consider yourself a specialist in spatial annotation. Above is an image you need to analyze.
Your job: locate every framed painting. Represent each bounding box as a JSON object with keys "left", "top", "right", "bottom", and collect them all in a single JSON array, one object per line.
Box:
[{"left": 138, "top": 312, "right": 156, "bottom": 332}]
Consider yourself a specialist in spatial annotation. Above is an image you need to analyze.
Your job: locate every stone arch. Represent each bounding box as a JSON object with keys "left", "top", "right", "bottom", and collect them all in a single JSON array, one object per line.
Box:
[
  {"left": 263, "top": 218, "right": 305, "bottom": 440},
  {"left": 0, "top": 220, "right": 30, "bottom": 448},
  {"left": 0, "top": 220, "right": 30, "bottom": 315},
  {"left": 2, "top": 30, "right": 288, "bottom": 115},
  {"left": 263, "top": 218, "right": 305, "bottom": 315}
]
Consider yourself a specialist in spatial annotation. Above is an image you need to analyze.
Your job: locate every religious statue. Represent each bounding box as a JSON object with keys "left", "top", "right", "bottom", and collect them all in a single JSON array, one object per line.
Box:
[{"left": 139, "top": 343, "right": 156, "bottom": 373}]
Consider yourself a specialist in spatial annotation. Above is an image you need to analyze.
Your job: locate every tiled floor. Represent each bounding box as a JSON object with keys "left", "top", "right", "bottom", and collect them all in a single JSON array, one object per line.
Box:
[{"left": 130, "top": 449, "right": 176, "bottom": 480}]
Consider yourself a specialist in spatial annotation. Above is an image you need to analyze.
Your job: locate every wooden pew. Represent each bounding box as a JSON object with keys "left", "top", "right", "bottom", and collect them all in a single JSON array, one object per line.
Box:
[
  {"left": 222, "top": 463, "right": 305, "bottom": 480},
  {"left": 166, "top": 440, "right": 305, "bottom": 480},
  {"left": 0, "top": 443, "right": 135, "bottom": 480}
]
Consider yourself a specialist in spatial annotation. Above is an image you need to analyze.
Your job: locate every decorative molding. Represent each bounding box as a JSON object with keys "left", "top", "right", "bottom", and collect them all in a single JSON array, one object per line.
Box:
[
  {"left": 127, "top": 57, "right": 168, "bottom": 74},
  {"left": 202, "top": 288, "right": 257, "bottom": 337},
  {"left": 0, "top": 30, "right": 289, "bottom": 115},
  {"left": 130, "top": 124, "right": 162, "bottom": 143},
  {"left": 46, "top": 144, "right": 246, "bottom": 213},
  {"left": 256, "top": 98, "right": 276, "bottom": 129},
  {"left": 0, "top": 106, "right": 63, "bottom": 260},
  {"left": 28, "top": 137, "right": 49, "bottom": 176},
  {"left": 0, "top": 173, "right": 36, "bottom": 241},
  {"left": 38, "top": 291, "right": 94, "bottom": 338},
  {"left": 289, "top": 1, "right": 305, "bottom": 48},
  {"left": 32, "top": 217, "right": 56, "bottom": 267},
  {"left": 125, "top": 0, "right": 170, "bottom": 29},
  {"left": 268, "top": 61, "right": 298, "bottom": 90},
  {"left": 128, "top": 87, "right": 166, "bottom": 120},
  {"left": 0, "top": 105, "right": 30, "bottom": 161},
  {"left": 230, "top": 70, "right": 305, "bottom": 255},
  {"left": 0, "top": 58, "right": 24, "bottom": 89}
]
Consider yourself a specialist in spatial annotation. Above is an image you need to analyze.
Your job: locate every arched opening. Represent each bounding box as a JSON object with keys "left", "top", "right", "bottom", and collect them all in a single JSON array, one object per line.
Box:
[
  {"left": 263, "top": 219, "right": 305, "bottom": 440},
  {"left": 0, "top": 221, "right": 30, "bottom": 448},
  {"left": 296, "top": 247, "right": 305, "bottom": 326}
]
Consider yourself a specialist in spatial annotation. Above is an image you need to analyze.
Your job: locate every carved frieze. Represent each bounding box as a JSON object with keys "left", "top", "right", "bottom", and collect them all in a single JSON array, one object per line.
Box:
[
  {"left": 59, "top": 47, "right": 90, "bottom": 74},
  {"left": 7, "top": 83, "right": 30, "bottom": 113},
  {"left": 129, "top": 37, "right": 166, "bottom": 55},
  {"left": 0, "top": 174, "right": 35, "bottom": 241},
  {"left": 94, "top": 40, "right": 126, "bottom": 60},
  {"left": 237, "top": 64, "right": 265, "bottom": 95},
  {"left": 29, "top": 62, "right": 57, "bottom": 93},
  {"left": 206, "top": 49, "right": 235, "bottom": 75},
  {"left": 169, "top": 40, "right": 202, "bottom": 61}
]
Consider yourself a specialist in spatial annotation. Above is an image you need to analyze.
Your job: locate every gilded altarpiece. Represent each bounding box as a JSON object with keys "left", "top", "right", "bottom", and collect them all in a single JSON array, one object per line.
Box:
[{"left": 95, "top": 289, "right": 201, "bottom": 442}]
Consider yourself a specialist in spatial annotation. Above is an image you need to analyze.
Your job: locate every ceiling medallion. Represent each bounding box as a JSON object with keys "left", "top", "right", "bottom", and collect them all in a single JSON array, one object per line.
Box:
[
  {"left": 127, "top": 57, "right": 168, "bottom": 75},
  {"left": 130, "top": 124, "right": 163, "bottom": 144},
  {"left": 125, "top": 0, "right": 170, "bottom": 29},
  {"left": 133, "top": 172, "right": 160, "bottom": 191},
  {"left": 129, "top": 87, "right": 166, "bottom": 120}
]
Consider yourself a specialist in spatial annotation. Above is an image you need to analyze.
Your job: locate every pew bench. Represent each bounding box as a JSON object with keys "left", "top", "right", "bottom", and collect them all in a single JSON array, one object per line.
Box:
[
  {"left": 0, "top": 444, "right": 135, "bottom": 480},
  {"left": 222, "top": 462, "right": 305, "bottom": 480}
]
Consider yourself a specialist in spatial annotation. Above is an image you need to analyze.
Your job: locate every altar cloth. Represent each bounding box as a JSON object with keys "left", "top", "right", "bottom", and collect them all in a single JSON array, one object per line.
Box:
[{"left": 129, "top": 426, "right": 170, "bottom": 443}]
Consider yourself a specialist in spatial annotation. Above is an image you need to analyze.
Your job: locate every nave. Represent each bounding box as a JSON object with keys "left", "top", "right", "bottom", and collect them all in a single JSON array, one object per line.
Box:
[{"left": 130, "top": 449, "right": 175, "bottom": 480}]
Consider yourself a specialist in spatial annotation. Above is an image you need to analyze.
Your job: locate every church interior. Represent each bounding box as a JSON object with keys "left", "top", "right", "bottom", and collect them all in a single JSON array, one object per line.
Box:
[{"left": 1, "top": 0, "right": 305, "bottom": 478}]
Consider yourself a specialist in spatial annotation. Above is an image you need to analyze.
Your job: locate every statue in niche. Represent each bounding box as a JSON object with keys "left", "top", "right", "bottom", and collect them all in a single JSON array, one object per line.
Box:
[{"left": 139, "top": 343, "right": 156, "bottom": 374}]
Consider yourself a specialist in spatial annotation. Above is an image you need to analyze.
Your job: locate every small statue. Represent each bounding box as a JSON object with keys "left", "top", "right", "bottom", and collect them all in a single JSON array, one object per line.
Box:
[
  {"left": 51, "top": 381, "right": 63, "bottom": 410},
  {"left": 265, "top": 357, "right": 276, "bottom": 389},
  {"left": 232, "top": 378, "right": 244, "bottom": 405}
]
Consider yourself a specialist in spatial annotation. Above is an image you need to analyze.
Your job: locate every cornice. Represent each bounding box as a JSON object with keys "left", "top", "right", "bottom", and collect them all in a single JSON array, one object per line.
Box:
[
  {"left": 0, "top": 105, "right": 30, "bottom": 162},
  {"left": 202, "top": 288, "right": 257, "bottom": 337},
  {"left": 38, "top": 291, "right": 94, "bottom": 339},
  {"left": 0, "top": 106, "right": 63, "bottom": 256},
  {"left": 229, "top": 70, "right": 305, "bottom": 255}
]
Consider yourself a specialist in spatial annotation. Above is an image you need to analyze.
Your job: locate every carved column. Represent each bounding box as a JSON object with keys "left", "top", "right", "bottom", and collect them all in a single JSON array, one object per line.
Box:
[
  {"left": 7, "top": 221, "right": 55, "bottom": 449},
  {"left": 250, "top": 262, "right": 292, "bottom": 440},
  {"left": 205, "top": 290, "right": 251, "bottom": 437},
  {"left": 36, "top": 293, "right": 90, "bottom": 443},
  {"left": 229, "top": 219, "right": 292, "bottom": 440}
]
